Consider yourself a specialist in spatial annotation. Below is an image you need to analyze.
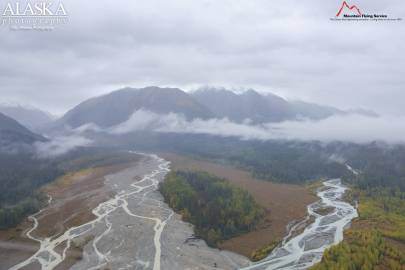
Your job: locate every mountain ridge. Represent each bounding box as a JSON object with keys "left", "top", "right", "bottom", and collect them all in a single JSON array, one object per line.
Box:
[
  {"left": 0, "top": 112, "right": 46, "bottom": 151},
  {"left": 53, "top": 86, "right": 378, "bottom": 130},
  {"left": 192, "top": 87, "right": 376, "bottom": 123},
  {"left": 0, "top": 104, "right": 55, "bottom": 131},
  {"left": 58, "top": 86, "right": 214, "bottom": 129}
]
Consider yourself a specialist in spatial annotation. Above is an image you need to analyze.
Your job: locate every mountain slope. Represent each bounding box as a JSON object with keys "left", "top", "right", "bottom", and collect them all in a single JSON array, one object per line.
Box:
[
  {"left": 0, "top": 104, "right": 55, "bottom": 131},
  {"left": 59, "top": 86, "right": 214, "bottom": 128},
  {"left": 0, "top": 112, "right": 45, "bottom": 148},
  {"left": 192, "top": 88, "right": 294, "bottom": 123},
  {"left": 58, "top": 86, "right": 378, "bottom": 130},
  {"left": 192, "top": 88, "right": 377, "bottom": 123},
  {"left": 291, "top": 100, "right": 343, "bottom": 120}
]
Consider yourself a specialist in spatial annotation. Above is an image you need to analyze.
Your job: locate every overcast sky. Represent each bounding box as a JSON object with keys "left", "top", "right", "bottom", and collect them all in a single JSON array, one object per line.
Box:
[{"left": 0, "top": 0, "right": 404, "bottom": 115}]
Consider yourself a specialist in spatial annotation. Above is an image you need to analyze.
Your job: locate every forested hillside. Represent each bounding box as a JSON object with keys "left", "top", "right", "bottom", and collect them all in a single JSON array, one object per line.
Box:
[
  {"left": 134, "top": 133, "right": 405, "bottom": 192},
  {"left": 130, "top": 133, "right": 350, "bottom": 184},
  {"left": 0, "top": 153, "right": 61, "bottom": 228},
  {"left": 159, "top": 170, "right": 266, "bottom": 246},
  {"left": 340, "top": 143, "right": 405, "bottom": 192}
]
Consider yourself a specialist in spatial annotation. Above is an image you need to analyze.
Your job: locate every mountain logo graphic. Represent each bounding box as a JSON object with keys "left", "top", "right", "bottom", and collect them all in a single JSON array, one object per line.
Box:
[{"left": 336, "top": 1, "right": 362, "bottom": 17}]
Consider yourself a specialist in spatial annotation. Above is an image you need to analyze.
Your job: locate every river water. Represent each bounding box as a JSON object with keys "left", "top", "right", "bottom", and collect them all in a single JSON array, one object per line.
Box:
[
  {"left": 242, "top": 179, "right": 358, "bottom": 270},
  {"left": 9, "top": 153, "right": 173, "bottom": 270}
]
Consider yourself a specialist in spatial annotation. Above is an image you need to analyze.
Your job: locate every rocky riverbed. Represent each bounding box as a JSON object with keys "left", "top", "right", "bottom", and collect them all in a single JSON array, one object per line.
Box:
[
  {"left": 8, "top": 153, "right": 249, "bottom": 270},
  {"left": 242, "top": 179, "right": 358, "bottom": 270}
]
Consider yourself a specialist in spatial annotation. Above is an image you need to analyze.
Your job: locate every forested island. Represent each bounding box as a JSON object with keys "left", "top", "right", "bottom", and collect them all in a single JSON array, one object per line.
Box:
[{"left": 159, "top": 170, "right": 266, "bottom": 246}]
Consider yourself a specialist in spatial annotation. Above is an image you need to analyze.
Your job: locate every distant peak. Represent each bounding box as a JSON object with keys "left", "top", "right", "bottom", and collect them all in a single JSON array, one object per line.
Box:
[
  {"left": 243, "top": 89, "right": 260, "bottom": 96},
  {"left": 110, "top": 86, "right": 185, "bottom": 96},
  {"left": 193, "top": 87, "right": 238, "bottom": 97},
  {"left": 194, "top": 86, "right": 229, "bottom": 92}
]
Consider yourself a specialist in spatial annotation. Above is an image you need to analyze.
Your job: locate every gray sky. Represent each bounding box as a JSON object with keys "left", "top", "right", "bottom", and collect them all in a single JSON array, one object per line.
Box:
[{"left": 0, "top": 0, "right": 404, "bottom": 115}]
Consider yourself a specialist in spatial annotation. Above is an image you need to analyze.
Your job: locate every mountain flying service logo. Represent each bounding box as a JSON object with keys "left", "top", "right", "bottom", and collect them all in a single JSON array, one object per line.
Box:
[
  {"left": 336, "top": 1, "right": 362, "bottom": 17},
  {"left": 331, "top": 1, "right": 401, "bottom": 21}
]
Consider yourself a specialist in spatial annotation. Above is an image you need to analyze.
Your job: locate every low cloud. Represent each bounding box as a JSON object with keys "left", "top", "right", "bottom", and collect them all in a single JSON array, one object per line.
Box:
[
  {"left": 106, "top": 109, "right": 405, "bottom": 144},
  {"left": 34, "top": 135, "right": 93, "bottom": 158},
  {"left": 108, "top": 110, "right": 272, "bottom": 139},
  {"left": 327, "top": 154, "right": 346, "bottom": 164},
  {"left": 271, "top": 115, "right": 405, "bottom": 143}
]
